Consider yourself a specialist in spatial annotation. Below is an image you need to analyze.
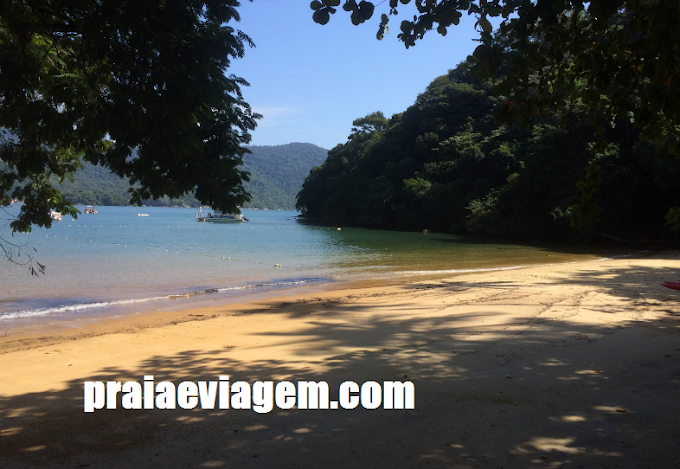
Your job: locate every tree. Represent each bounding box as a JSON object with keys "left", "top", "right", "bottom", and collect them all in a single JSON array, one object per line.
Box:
[
  {"left": 311, "top": 0, "right": 680, "bottom": 229},
  {"left": 350, "top": 111, "right": 389, "bottom": 136},
  {"left": 312, "top": 0, "right": 678, "bottom": 148},
  {"left": 0, "top": 1, "right": 260, "bottom": 255},
  {"left": 297, "top": 68, "right": 680, "bottom": 239}
]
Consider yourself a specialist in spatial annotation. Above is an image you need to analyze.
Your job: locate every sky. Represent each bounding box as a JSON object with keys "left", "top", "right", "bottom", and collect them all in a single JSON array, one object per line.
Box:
[{"left": 228, "top": 1, "right": 483, "bottom": 150}]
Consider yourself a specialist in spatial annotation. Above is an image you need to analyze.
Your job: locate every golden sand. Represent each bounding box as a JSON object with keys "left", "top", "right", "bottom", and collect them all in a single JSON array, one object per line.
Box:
[{"left": 1, "top": 252, "right": 679, "bottom": 467}]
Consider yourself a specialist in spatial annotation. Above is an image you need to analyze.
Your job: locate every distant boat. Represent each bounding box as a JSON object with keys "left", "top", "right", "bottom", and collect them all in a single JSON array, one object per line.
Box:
[
  {"left": 138, "top": 213, "right": 149, "bottom": 217},
  {"left": 196, "top": 207, "right": 245, "bottom": 223},
  {"left": 49, "top": 210, "right": 63, "bottom": 221},
  {"left": 84, "top": 205, "right": 98, "bottom": 214}
]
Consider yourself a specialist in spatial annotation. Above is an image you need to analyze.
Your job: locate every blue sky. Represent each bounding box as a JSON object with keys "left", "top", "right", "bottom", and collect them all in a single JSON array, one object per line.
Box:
[{"left": 228, "top": 1, "right": 482, "bottom": 150}]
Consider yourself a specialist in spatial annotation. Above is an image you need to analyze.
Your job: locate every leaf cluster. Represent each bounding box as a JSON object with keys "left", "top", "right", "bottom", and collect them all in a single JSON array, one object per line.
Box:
[
  {"left": 312, "top": 0, "right": 680, "bottom": 155},
  {"left": 1, "top": 0, "right": 260, "bottom": 235}
]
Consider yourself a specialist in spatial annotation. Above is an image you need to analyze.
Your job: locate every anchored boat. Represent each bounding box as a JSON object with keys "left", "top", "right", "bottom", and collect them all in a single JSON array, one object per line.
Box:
[{"left": 196, "top": 207, "right": 245, "bottom": 223}]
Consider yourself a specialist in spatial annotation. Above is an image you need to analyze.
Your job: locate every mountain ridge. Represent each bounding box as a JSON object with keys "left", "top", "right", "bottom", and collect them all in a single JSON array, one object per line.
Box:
[{"left": 53, "top": 142, "right": 327, "bottom": 210}]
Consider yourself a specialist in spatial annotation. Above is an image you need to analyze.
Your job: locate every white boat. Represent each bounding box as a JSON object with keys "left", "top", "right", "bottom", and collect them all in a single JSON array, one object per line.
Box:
[
  {"left": 49, "top": 210, "right": 63, "bottom": 221},
  {"left": 138, "top": 213, "right": 149, "bottom": 217},
  {"left": 196, "top": 207, "right": 245, "bottom": 223}
]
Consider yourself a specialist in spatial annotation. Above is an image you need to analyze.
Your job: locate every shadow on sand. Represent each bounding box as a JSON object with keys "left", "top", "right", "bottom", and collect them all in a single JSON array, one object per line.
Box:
[{"left": 1, "top": 263, "right": 679, "bottom": 468}]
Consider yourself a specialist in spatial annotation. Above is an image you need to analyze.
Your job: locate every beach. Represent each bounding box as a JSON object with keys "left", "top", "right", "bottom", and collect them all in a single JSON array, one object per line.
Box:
[{"left": 1, "top": 252, "right": 679, "bottom": 468}]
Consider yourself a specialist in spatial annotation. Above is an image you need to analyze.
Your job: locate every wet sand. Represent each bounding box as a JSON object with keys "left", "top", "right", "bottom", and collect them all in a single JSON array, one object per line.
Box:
[{"left": 1, "top": 252, "right": 679, "bottom": 468}]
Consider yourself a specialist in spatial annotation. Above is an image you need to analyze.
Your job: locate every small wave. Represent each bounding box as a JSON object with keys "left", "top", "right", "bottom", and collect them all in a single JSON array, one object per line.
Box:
[
  {"left": 0, "top": 277, "right": 330, "bottom": 321},
  {"left": 218, "top": 278, "right": 324, "bottom": 291},
  {"left": 0, "top": 296, "right": 169, "bottom": 321}
]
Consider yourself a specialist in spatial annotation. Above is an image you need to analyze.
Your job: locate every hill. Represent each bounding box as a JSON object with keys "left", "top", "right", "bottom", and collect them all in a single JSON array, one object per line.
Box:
[
  {"left": 296, "top": 64, "right": 680, "bottom": 240},
  {"left": 54, "top": 143, "right": 327, "bottom": 210},
  {"left": 242, "top": 143, "right": 328, "bottom": 209}
]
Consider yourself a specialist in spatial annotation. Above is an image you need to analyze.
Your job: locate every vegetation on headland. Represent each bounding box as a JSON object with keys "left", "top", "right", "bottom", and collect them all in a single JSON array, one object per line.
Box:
[
  {"left": 307, "top": 0, "right": 680, "bottom": 237},
  {"left": 296, "top": 61, "right": 680, "bottom": 242},
  {"left": 312, "top": 0, "right": 680, "bottom": 155},
  {"left": 51, "top": 143, "right": 327, "bottom": 210}
]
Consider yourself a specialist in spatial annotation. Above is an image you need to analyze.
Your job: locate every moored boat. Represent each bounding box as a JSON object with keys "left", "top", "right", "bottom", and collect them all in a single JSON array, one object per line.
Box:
[
  {"left": 196, "top": 207, "right": 244, "bottom": 223},
  {"left": 49, "top": 210, "right": 63, "bottom": 221}
]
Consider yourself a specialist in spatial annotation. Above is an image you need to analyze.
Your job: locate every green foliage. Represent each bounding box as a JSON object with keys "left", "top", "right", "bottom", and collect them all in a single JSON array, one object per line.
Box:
[
  {"left": 241, "top": 143, "right": 328, "bottom": 209},
  {"left": 297, "top": 65, "right": 680, "bottom": 240},
  {"left": 48, "top": 144, "right": 327, "bottom": 210},
  {"left": 298, "top": 68, "right": 528, "bottom": 231},
  {"left": 1, "top": 0, "right": 260, "bottom": 235},
  {"left": 312, "top": 0, "right": 680, "bottom": 155},
  {"left": 571, "top": 164, "right": 604, "bottom": 229},
  {"left": 665, "top": 207, "right": 680, "bottom": 231}
]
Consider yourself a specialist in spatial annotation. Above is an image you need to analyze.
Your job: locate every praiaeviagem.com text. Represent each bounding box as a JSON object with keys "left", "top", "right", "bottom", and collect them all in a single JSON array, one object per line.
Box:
[{"left": 84, "top": 376, "right": 415, "bottom": 412}]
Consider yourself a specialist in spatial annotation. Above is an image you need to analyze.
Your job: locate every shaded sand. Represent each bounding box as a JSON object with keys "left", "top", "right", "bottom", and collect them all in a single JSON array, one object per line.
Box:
[{"left": 1, "top": 252, "right": 680, "bottom": 468}]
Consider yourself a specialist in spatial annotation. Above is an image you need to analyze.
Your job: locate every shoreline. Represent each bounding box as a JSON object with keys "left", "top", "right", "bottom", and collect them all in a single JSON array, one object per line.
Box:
[
  {"left": 0, "top": 250, "right": 641, "bottom": 341},
  {"left": 1, "top": 251, "right": 679, "bottom": 467}
]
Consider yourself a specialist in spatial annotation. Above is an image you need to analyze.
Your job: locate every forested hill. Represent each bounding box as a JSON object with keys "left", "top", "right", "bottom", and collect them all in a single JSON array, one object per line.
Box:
[
  {"left": 242, "top": 143, "right": 328, "bottom": 209},
  {"left": 296, "top": 64, "right": 680, "bottom": 241},
  {"left": 54, "top": 143, "right": 327, "bottom": 210}
]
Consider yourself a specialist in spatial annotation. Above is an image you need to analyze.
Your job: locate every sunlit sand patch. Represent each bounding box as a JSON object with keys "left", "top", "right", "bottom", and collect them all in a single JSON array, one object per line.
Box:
[
  {"left": 513, "top": 437, "right": 585, "bottom": 455},
  {"left": 20, "top": 445, "right": 47, "bottom": 452},
  {"left": 175, "top": 416, "right": 205, "bottom": 424},
  {"left": 575, "top": 369, "right": 604, "bottom": 374},
  {"left": 0, "top": 427, "right": 22, "bottom": 436},
  {"left": 244, "top": 425, "right": 267, "bottom": 432},
  {"left": 594, "top": 405, "right": 630, "bottom": 413},
  {"left": 5, "top": 408, "right": 46, "bottom": 419},
  {"left": 537, "top": 359, "right": 571, "bottom": 366},
  {"left": 549, "top": 415, "right": 587, "bottom": 422}
]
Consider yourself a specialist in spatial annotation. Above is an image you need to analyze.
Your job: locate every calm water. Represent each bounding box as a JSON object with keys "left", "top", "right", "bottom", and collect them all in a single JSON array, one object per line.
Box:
[{"left": 0, "top": 206, "right": 623, "bottom": 328}]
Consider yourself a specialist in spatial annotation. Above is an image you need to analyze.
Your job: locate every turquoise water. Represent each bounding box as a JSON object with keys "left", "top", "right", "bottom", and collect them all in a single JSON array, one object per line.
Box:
[{"left": 0, "top": 206, "right": 619, "bottom": 328}]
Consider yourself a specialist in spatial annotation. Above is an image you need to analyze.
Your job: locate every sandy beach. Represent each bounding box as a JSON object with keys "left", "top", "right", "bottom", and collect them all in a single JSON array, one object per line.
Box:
[{"left": 1, "top": 252, "right": 679, "bottom": 468}]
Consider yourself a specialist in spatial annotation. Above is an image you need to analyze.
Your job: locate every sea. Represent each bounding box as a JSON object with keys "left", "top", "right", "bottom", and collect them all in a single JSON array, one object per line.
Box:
[{"left": 0, "top": 205, "right": 629, "bottom": 330}]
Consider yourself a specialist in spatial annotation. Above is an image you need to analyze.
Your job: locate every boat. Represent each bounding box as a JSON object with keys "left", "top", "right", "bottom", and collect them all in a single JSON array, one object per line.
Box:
[
  {"left": 138, "top": 213, "right": 149, "bottom": 217},
  {"left": 84, "top": 205, "right": 98, "bottom": 214},
  {"left": 49, "top": 210, "right": 63, "bottom": 221},
  {"left": 196, "top": 207, "right": 245, "bottom": 223}
]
